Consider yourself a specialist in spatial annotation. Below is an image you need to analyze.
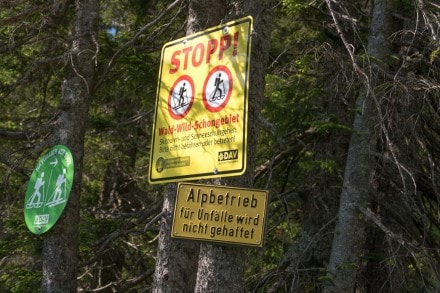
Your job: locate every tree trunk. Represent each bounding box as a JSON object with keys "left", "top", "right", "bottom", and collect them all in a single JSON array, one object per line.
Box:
[
  {"left": 324, "top": 0, "right": 394, "bottom": 292},
  {"left": 194, "top": 0, "right": 274, "bottom": 292},
  {"left": 41, "top": 0, "right": 98, "bottom": 292},
  {"left": 273, "top": 101, "right": 349, "bottom": 291},
  {"left": 152, "top": 1, "right": 228, "bottom": 292},
  {"left": 152, "top": 183, "right": 200, "bottom": 292}
]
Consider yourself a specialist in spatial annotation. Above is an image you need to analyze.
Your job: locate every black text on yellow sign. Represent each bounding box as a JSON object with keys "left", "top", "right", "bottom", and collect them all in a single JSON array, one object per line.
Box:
[
  {"left": 148, "top": 16, "right": 253, "bottom": 184},
  {"left": 172, "top": 183, "right": 269, "bottom": 247}
]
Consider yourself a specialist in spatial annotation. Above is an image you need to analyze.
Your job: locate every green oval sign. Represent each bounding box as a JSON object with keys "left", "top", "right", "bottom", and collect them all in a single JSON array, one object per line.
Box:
[{"left": 24, "top": 145, "right": 74, "bottom": 234}]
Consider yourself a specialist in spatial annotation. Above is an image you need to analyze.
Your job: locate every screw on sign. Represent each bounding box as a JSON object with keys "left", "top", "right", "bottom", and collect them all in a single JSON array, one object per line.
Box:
[{"left": 24, "top": 145, "right": 74, "bottom": 234}]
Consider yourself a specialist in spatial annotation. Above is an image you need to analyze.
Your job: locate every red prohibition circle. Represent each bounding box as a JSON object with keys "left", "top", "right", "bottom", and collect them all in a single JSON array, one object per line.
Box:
[
  {"left": 202, "top": 65, "right": 233, "bottom": 113},
  {"left": 167, "top": 75, "right": 195, "bottom": 120}
]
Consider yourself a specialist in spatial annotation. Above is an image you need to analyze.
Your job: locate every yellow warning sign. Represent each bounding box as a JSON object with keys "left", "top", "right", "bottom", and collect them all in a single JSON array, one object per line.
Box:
[
  {"left": 149, "top": 16, "right": 253, "bottom": 184},
  {"left": 172, "top": 183, "right": 269, "bottom": 247}
]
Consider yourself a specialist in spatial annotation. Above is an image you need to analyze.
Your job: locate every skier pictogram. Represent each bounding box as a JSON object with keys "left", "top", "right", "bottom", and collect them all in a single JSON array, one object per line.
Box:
[
  {"left": 209, "top": 73, "right": 226, "bottom": 102},
  {"left": 26, "top": 172, "right": 45, "bottom": 209},
  {"left": 46, "top": 168, "right": 67, "bottom": 207},
  {"left": 173, "top": 82, "right": 189, "bottom": 110},
  {"left": 168, "top": 75, "right": 195, "bottom": 120},
  {"left": 203, "top": 66, "right": 233, "bottom": 112}
]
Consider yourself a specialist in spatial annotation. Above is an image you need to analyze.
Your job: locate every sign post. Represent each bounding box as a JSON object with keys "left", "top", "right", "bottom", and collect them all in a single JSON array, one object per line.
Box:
[
  {"left": 149, "top": 16, "right": 253, "bottom": 184},
  {"left": 24, "top": 145, "right": 74, "bottom": 234}
]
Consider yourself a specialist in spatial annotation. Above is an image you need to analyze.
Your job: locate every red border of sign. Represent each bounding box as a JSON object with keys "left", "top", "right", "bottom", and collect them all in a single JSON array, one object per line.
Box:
[
  {"left": 168, "top": 75, "right": 195, "bottom": 120},
  {"left": 202, "top": 65, "right": 233, "bottom": 113}
]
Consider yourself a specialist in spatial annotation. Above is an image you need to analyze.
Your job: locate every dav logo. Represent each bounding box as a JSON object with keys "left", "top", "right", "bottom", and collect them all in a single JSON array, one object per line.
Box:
[
  {"left": 218, "top": 149, "right": 238, "bottom": 162},
  {"left": 34, "top": 214, "right": 50, "bottom": 225}
]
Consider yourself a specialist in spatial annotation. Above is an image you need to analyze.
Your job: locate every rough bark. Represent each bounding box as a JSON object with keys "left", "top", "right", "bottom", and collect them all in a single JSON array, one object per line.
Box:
[
  {"left": 152, "top": 183, "right": 200, "bottom": 293},
  {"left": 187, "top": 0, "right": 228, "bottom": 35},
  {"left": 152, "top": 1, "right": 228, "bottom": 292},
  {"left": 193, "top": 0, "right": 274, "bottom": 292},
  {"left": 323, "top": 0, "right": 394, "bottom": 292},
  {"left": 41, "top": 0, "right": 98, "bottom": 292}
]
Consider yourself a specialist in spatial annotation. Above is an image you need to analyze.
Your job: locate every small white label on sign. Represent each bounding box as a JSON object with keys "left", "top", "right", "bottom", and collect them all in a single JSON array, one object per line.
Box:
[{"left": 34, "top": 214, "right": 50, "bottom": 225}]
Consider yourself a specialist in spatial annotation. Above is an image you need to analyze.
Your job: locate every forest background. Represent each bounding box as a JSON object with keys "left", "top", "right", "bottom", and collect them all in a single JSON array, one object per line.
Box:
[{"left": 0, "top": 0, "right": 439, "bottom": 292}]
